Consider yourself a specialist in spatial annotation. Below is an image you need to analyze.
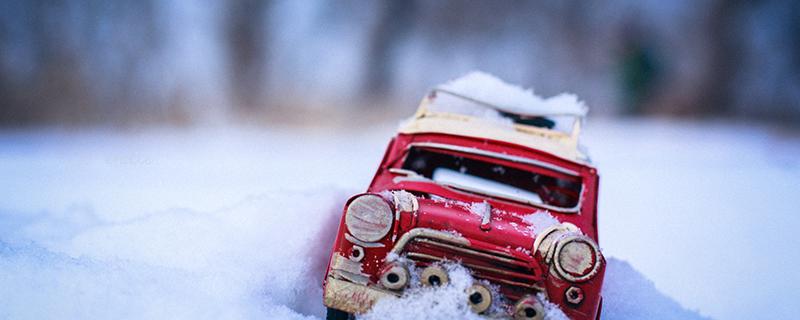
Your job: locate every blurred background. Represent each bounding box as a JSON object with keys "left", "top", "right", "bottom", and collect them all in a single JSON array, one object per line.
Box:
[
  {"left": 1, "top": 2, "right": 799, "bottom": 320},
  {"left": 1, "top": 0, "right": 799, "bottom": 127}
]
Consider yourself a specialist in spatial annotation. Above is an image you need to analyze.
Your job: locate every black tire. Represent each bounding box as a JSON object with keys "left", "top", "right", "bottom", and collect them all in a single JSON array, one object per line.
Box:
[{"left": 326, "top": 307, "right": 353, "bottom": 320}]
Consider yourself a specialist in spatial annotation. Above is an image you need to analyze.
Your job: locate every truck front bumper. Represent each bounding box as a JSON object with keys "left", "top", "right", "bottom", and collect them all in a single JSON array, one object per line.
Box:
[{"left": 323, "top": 276, "right": 399, "bottom": 314}]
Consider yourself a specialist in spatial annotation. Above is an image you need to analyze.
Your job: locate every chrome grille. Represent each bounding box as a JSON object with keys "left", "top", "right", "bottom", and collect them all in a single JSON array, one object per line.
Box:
[{"left": 392, "top": 228, "right": 543, "bottom": 299}]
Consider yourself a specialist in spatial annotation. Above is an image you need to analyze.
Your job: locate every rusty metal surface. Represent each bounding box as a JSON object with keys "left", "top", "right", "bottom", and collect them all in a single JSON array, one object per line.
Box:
[
  {"left": 330, "top": 253, "right": 370, "bottom": 285},
  {"left": 323, "top": 277, "right": 396, "bottom": 314}
]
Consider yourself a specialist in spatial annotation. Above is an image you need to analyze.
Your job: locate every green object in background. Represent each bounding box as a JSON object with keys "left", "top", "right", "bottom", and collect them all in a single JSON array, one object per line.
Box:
[{"left": 620, "top": 44, "right": 659, "bottom": 115}]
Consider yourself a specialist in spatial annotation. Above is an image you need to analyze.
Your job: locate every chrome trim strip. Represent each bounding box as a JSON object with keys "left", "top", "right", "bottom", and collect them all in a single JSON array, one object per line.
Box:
[
  {"left": 391, "top": 228, "right": 528, "bottom": 265},
  {"left": 406, "top": 252, "right": 536, "bottom": 281},
  {"left": 390, "top": 228, "right": 469, "bottom": 256},
  {"left": 388, "top": 168, "right": 420, "bottom": 176},
  {"left": 413, "top": 238, "right": 524, "bottom": 266}
]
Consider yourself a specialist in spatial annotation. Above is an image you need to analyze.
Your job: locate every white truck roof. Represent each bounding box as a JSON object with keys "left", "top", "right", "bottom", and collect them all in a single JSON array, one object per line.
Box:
[{"left": 398, "top": 72, "right": 590, "bottom": 163}]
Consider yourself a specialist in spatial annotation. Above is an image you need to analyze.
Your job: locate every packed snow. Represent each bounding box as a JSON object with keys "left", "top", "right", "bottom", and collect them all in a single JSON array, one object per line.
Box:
[
  {"left": 363, "top": 264, "right": 500, "bottom": 320},
  {"left": 431, "top": 72, "right": 587, "bottom": 132},
  {"left": 0, "top": 119, "right": 797, "bottom": 319},
  {"left": 436, "top": 72, "right": 588, "bottom": 117},
  {"left": 522, "top": 211, "right": 560, "bottom": 234},
  {"left": 468, "top": 201, "right": 491, "bottom": 217},
  {"left": 362, "top": 263, "right": 569, "bottom": 320}
]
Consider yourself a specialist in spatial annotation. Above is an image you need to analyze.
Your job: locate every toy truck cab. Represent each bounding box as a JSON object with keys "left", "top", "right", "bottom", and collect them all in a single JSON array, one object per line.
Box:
[{"left": 323, "top": 76, "right": 604, "bottom": 320}]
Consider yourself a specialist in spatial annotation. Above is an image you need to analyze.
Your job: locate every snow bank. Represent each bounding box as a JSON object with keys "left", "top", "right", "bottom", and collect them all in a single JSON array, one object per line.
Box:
[
  {"left": 0, "top": 189, "right": 349, "bottom": 319},
  {"left": 601, "top": 259, "right": 710, "bottom": 320}
]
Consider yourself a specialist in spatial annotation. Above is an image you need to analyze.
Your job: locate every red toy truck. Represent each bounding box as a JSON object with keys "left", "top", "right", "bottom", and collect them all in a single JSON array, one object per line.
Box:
[{"left": 323, "top": 78, "right": 604, "bottom": 320}]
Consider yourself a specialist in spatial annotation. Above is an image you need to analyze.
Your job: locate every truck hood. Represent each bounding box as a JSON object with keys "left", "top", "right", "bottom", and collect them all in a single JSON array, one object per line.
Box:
[{"left": 410, "top": 197, "right": 556, "bottom": 254}]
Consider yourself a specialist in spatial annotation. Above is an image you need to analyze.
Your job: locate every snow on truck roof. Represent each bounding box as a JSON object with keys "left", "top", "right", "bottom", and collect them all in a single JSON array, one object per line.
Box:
[
  {"left": 437, "top": 72, "right": 588, "bottom": 117},
  {"left": 399, "top": 72, "right": 590, "bottom": 163}
]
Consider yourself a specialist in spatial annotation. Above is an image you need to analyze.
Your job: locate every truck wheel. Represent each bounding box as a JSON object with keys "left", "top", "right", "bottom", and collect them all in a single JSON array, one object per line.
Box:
[{"left": 326, "top": 307, "right": 353, "bottom": 320}]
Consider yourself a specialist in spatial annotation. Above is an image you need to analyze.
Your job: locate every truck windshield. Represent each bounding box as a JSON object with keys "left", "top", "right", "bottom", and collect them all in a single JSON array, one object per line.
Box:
[{"left": 401, "top": 147, "right": 581, "bottom": 209}]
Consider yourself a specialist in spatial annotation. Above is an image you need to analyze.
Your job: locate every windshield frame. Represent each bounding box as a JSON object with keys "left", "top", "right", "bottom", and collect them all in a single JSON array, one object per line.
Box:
[{"left": 392, "top": 142, "right": 585, "bottom": 213}]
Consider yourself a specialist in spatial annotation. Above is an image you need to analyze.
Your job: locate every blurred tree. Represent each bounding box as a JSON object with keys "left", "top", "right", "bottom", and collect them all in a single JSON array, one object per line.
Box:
[
  {"left": 362, "top": 0, "right": 416, "bottom": 101},
  {"left": 225, "top": 0, "right": 272, "bottom": 112},
  {"left": 699, "top": 0, "right": 740, "bottom": 116}
]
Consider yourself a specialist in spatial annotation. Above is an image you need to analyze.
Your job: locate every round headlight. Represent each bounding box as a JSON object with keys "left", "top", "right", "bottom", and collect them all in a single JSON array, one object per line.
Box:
[
  {"left": 345, "top": 194, "right": 393, "bottom": 242},
  {"left": 553, "top": 234, "right": 601, "bottom": 282}
]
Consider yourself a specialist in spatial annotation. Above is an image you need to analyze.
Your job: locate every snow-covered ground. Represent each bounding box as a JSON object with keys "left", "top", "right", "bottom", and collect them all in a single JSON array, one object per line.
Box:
[{"left": 0, "top": 120, "right": 797, "bottom": 319}]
